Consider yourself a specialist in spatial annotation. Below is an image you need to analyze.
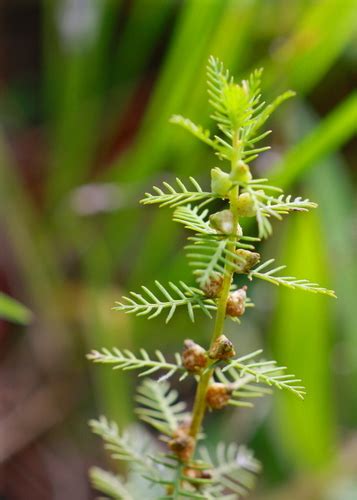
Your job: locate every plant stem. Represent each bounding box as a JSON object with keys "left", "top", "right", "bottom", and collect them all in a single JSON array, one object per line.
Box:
[
  {"left": 188, "top": 127, "right": 242, "bottom": 456},
  {"left": 188, "top": 184, "right": 240, "bottom": 454}
]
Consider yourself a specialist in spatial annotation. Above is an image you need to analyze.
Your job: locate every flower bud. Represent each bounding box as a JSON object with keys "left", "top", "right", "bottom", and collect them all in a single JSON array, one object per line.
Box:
[
  {"left": 230, "top": 160, "right": 252, "bottom": 183},
  {"left": 182, "top": 340, "right": 207, "bottom": 373},
  {"left": 209, "top": 210, "right": 243, "bottom": 236},
  {"left": 234, "top": 249, "right": 260, "bottom": 274},
  {"left": 236, "top": 192, "right": 256, "bottom": 217},
  {"left": 168, "top": 427, "right": 195, "bottom": 461},
  {"left": 183, "top": 467, "right": 212, "bottom": 481},
  {"left": 202, "top": 274, "right": 224, "bottom": 298},
  {"left": 211, "top": 167, "right": 232, "bottom": 197},
  {"left": 226, "top": 286, "right": 247, "bottom": 317},
  {"left": 209, "top": 335, "right": 236, "bottom": 360},
  {"left": 206, "top": 383, "right": 232, "bottom": 410}
]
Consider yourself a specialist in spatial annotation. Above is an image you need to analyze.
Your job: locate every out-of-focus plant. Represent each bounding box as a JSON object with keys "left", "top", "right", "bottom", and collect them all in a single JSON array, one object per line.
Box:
[
  {"left": 87, "top": 57, "right": 336, "bottom": 498},
  {"left": 0, "top": 292, "right": 32, "bottom": 325}
]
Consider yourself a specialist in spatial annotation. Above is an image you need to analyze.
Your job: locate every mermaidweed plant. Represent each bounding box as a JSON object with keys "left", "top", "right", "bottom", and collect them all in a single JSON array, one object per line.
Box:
[{"left": 88, "top": 57, "right": 336, "bottom": 499}]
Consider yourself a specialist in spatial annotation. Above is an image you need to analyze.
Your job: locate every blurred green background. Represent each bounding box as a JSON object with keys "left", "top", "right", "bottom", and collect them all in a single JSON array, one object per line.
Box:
[{"left": 0, "top": 0, "right": 356, "bottom": 498}]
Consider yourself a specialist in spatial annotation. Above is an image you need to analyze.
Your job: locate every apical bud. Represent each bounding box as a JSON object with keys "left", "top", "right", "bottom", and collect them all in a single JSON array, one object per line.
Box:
[
  {"left": 209, "top": 335, "right": 236, "bottom": 360},
  {"left": 209, "top": 210, "right": 243, "bottom": 236},
  {"left": 234, "top": 249, "right": 260, "bottom": 274},
  {"left": 230, "top": 160, "right": 252, "bottom": 183},
  {"left": 202, "top": 274, "right": 224, "bottom": 298},
  {"left": 211, "top": 167, "right": 233, "bottom": 197},
  {"left": 182, "top": 340, "right": 207, "bottom": 373},
  {"left": 236, "top": 192, "right": 256, "bottom": 217},
  {"left": 226, "top": 286, "right": 247, "bottom": 317},
  {"left": 206, "top": 383, "right": 232, "bottom": 410}
]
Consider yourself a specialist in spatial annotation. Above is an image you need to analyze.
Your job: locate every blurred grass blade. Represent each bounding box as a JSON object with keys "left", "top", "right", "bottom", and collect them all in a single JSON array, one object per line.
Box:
[
  {"left": 113, "top": 0, "right": 175, "bottom": 83},
  {"left": 0, "top": 293, "right": 32, "bottom": 325},
  {"left": 45, "top": 1, "right": 121, "bottom": 208},
  {"left": 308, "top": 158, "right": 357, "bottom": 420},
  {"left": 112, "top": 0, "right": 227, "bottom": 182},
  {"left": 271, "top": 211, "right": 336, "bottom": 469},
  {"left": 264, "top": 0, "right": 357, "bottom": 93},
  {"left": 270, "top": 92, "right": 357, "bottom": 187}
]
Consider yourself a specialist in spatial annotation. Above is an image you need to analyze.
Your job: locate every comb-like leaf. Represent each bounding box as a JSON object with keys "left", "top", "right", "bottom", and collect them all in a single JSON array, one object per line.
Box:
[
  {"left": 87, "top": 348, "right": 184, "bottom": 381},
  {"left": 173, "top": 205, "right": 215, "bottom": 234},
  {"left": 222, "top": 349, "right": 306, "bottom": 399},
  {"left": 90, "top": 467, "right": 133, "bottom": 500},
  {"left": 200, "top": 442, "right": 261, "bottom": 498},
  {"left": 113, "top": 280, "right": 216, "bottom": 322},
  {"left": 135, "top": 379, "right": 188, "bottom": 436},
  {"left": 243, "top": 181, "right": 317, "bottom": 238},
  {"left": 90, "top": 417, "right": 156, "bottom": 474},
  {"left": 185, "top": 234, "right": 255, "bottom": 287},
  {"left": 249, "top": 259, "right": 337, "bottom": 297},
  {"left": 141, "top": 176, "right": 216, "bottom": 209},
  {"left": 169, "top": 115, "right": 216, "bottom": 148}
]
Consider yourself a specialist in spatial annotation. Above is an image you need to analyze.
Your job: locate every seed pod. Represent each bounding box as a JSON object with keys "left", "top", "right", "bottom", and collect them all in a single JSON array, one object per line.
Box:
[
  {"left": 211, "top": 167, "right": 233, "bottom": 196},
  {"left": 206, "top": 383, "right": 232, "bottom": 410},
  {"left": 168, "top": 430, "right": 195, "bottom": 462},
  {"left": 202, "top": 274, "right": 224, "bottom": 298},
  {"left": 182, "top": 340, "right": 207, "bottom": 373},
  {"left": 234, "top": 249, "right": 260, "bottom": 274},
  {"left": 209, "top": 335, "right": 236, "bottom": 360},
  {"left": 236, "top": 192, "right": 256, "bottom": 217},
  {"left": 226, "top": 286, "right": 247, "bottom": 317},
  {"left": 209, "top": 210, "right": 243, "bottom": 236},
  {"left": 230, "top": 160, "right": 252, "bottom": 183}
]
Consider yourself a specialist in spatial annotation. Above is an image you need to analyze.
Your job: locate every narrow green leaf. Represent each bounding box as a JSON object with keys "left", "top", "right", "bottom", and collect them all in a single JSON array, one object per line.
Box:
[
  {"left": 271, "top": 211, "right": 337, "bottom": 469},
  {"left": 0, "top": 293, "right": 32, "bottom": 325},
  {"left": 270, "top": 93, "right": 357, "bottom": 188}
]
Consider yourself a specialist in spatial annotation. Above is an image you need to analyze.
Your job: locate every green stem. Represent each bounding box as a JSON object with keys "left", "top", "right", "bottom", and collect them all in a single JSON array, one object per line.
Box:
[
  {"left": 188, "top": 128, "right": 241, "bottom": 456},
  {"left": 188, "top": 184, "right": 240, "bottom": 454}
]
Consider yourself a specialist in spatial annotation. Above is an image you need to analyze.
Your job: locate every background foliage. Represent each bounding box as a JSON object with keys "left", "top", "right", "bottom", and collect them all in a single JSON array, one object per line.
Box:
[{"left": 0, "top": 0, "right": 356, "bottom": 498}]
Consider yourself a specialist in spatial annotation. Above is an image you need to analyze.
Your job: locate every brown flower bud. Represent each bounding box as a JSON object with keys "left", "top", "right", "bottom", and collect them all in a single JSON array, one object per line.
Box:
[
  {"left": 206, "top": 383, "right": 232, "bottom": 410},
  {"left": 200, "top": 470, "right": 213, "bottom": 479},
  {"left": 182, "top": 340, "right": 207, "bottom": 373},
  {"left": 226, "top": 286, "right": 247, "bottom": 317},
  {"left": 234, "top": 249, "right": 260, "bottom": 274},
  {"left": 202, "top": 274, "right": 224, "bottom": 298},
  {"left": 168, "top": 432, "right": 195, "bottom": 462},
  {"left": 183, "top": 467, "right": 212, "bottom": 481},
  {"left": 209, "top": 335, "right": 236, "bottom": 360}
]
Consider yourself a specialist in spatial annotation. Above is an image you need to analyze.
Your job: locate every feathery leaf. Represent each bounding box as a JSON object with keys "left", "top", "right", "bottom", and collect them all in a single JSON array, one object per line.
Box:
[
  {"left": 243, "top": 181, "right": 317, "bottom": 238},
  {"left": 169, "top": 115, "right": 216, "bottom": 148},
  {"left": 249, "top": 259, "right": 337, "bottom": 297},
  {"left": 200, "top": 442, "right": 261, "bottom": 498},
  {"left": 90, "top": 417, "right": 157, "bottom": 475},
  {"left": 141, "top": 177, "right": 216, "bottom": 209},
  {"left": 87, "top": 348, "right": 184, "bottom": 381},
  {"left": 135, "top": 379, "right": 188, "bottom": 436},
  {"left": 173, "top": 205, "right": 215, "bottom": 235},
  {"left": 113, "top": 280, "right": 216, "bottom": 323},
  {"left": 185, "top": 235, "right": 255, "bottom": 287},
  {"left": 90, "top": 467, "right": 133, "bottom": 500},
  {"left": 222, "top": 349, "right": 306, "bottom": 399}
]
